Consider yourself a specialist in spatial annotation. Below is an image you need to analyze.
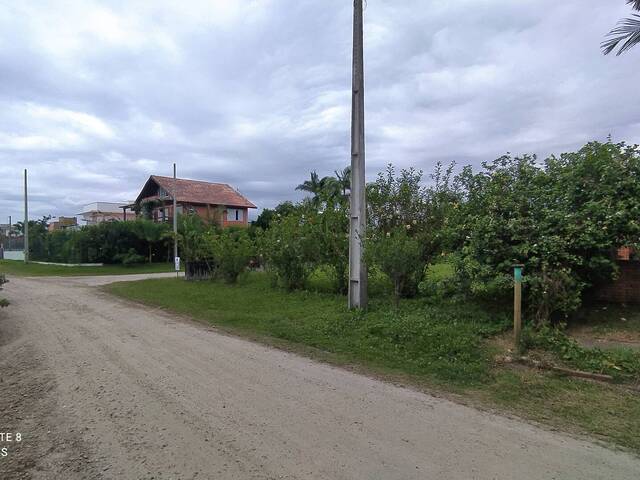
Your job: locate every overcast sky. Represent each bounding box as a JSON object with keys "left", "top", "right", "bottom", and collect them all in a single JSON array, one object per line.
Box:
[{"left": 1, "top": 0, "right": 639, "bottom": 221}]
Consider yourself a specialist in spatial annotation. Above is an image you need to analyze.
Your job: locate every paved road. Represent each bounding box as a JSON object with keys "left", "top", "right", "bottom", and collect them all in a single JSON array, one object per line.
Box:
[{"left": 0, "top": 274, "right": 638, "bottom": 479}]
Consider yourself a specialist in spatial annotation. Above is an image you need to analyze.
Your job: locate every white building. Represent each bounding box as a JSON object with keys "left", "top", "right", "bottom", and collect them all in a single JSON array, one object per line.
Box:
[{"left": 78, "top": 202, "right": 136, "bottom": 225}]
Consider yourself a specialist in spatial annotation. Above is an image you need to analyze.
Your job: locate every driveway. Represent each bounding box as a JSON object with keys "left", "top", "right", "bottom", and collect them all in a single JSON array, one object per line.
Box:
[{"left": 1, "top": 274, "right": 638, "bottom": 479}]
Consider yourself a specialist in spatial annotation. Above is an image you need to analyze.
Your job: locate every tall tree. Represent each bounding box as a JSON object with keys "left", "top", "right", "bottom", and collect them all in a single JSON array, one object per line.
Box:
[
  {"left": 296, "top": 171, "right": 339, "bottom": 203},
  {"left": 296, "top": 171, "right": 323, "bottom": 195},
  {"left": 602, "top": 1, "right": 640, "bottom": 55},
  {"left": 334, "top": 166, "right": 351, "bottom": 197}
]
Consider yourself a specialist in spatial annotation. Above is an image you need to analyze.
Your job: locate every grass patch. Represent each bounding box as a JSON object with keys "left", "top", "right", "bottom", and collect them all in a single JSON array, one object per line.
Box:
[
  {"left": 108, "top": 273, "right": 507, "bottom": 385},
  {"left": 482, "top": 370, "right": 640, "bottom": 452},
  {"left": 574, "top": 304, "right": 640, "bottom": 336},
  {"left": 523, "top": 325, "right": 640, "bottom": 380},
  {"left": 0, "top": 259, "right": 178, "bottom": 277},
  {"left": 107, "top": 271, "right": 640, "bottom": 452}
]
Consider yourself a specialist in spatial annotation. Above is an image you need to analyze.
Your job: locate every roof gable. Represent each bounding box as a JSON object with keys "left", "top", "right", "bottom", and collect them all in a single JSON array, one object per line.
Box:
[{"left": 136, "top": 176, "right": 256, "bottom": 209}]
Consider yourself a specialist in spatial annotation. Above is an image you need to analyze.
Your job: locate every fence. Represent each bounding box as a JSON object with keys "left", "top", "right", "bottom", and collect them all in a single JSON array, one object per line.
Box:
[{"left": 1, "top": 235, "right": 24, "bottom": 251}]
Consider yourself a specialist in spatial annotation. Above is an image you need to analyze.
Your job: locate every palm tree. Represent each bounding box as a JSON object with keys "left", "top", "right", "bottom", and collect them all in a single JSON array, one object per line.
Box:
[
  {"left": 296, "top": 170, "right": 324, "bottom": 196},
  {"left": 334, "top": 166, "right": 351, "bottom": 197},
  {"left": 296, "top": 170, "right": 338, "bottom": 200},
  {"left": 602, "top": 1, "right": 640, "bottom": 55}
]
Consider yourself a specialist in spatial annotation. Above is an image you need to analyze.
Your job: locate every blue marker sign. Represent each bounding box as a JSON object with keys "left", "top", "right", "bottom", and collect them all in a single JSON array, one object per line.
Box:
[{"left": 514, "top": 266, "right": 523, "bottom": 282}]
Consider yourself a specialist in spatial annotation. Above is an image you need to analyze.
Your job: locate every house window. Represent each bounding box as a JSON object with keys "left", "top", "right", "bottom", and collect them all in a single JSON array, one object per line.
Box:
[{"left": 227, "top": 208, "right": 243, "bottom": 222}]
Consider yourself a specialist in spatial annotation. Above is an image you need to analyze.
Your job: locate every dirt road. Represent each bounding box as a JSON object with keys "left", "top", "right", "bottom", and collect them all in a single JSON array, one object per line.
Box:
[{"left": 1, "top": 275, "right": 638, "bottom": 479}]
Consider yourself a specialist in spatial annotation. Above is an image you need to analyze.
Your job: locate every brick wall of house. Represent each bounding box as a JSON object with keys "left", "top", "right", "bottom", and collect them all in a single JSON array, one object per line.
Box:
[
  {"left": 154, "top": 203, "right": 247, "bottom": 227},
  {"left": 222, "top": 207, "right": 248, "bottom": 227},
  {"left": 596, "top": 261, "right": 640, "bottom": 304}
]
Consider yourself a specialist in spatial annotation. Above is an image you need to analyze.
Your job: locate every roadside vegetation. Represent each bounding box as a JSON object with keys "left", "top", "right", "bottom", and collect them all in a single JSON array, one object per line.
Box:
[
  {"left": 11, "top": 215, "right": 173, "bottom": 266},
  {"left": 0, "top": 260, "right": 177, "bottom": 277},
  {"left": 10, "top": 138, "right": 640, "bottom": 449},
  {"left": 107, "top": 140, "right": 640, "bottom": 451}
]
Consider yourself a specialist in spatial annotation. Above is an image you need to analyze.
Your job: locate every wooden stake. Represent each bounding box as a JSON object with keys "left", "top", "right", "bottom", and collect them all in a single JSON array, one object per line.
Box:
[{"left": 513, "top": 264, "right": 524, "bottom": 350}]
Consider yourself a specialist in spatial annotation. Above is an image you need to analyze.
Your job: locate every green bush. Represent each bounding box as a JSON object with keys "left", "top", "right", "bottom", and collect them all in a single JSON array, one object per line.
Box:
[
  {"left": 212, "top": 228, "right": 255, "bottom": 283},
  {"left": 418, "top": 261, "right": 459, "bottom": 301},
  {"left": 366, "top": 164, "right": 457, "bottom": 302},
  {"left": 366, "top": 227, "right": 425, "bottom": 305},
  {"left": 114, "top": 248, "right": 147, "bottom": 266},
  {"left": 177, "top": 214, "right": 216, "bottom": 262},
  {"left": 25, "top": 219, "right": 172, "bottom": 265},
  {"left": 312, "top": 194, "right": 349, "bottom": 294},
  {"left": 261, "top": 211, "right": 319, "bottom": 290},
  {"left": 452, "top": 141, "right": 640, "bottom": 323}
]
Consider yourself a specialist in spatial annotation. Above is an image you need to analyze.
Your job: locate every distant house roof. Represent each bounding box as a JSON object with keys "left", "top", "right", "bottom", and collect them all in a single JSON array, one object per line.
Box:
[{"left": 135, "top": 175, "right": 257, "bottom": 209}]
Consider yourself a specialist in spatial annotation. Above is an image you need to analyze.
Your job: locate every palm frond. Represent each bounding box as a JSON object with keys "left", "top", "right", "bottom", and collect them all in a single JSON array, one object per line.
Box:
[
  {"left": 629, "top": 0, "right": 640, "bottom": 11},
  {"left": 602, "top": 14, "right": 640, "bottom": 55}
]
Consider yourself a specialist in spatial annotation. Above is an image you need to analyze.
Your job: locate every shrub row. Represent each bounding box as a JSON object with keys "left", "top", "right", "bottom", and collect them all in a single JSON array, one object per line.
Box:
[{"left": 257, "top": 140, "right": 640, "bottom": 323}]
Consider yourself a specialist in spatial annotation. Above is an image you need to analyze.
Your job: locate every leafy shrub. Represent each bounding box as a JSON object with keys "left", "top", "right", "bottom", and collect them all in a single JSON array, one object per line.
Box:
[
  {"left": 313, "top": 194, "right": 349, "bottom": 294},
  {"left": 178, "top": 214, "right": 215, "bottom": 262},
  {"left": 114, "top": 248, "right": 146, "bottom": 266},
  {"left": 176, "top": 215, "right": 220, "bottom": 281},
  {"left": 261, "top": 212, "right": 319, "bottom": 290},
  {"left": 452, "top": 141, "right": 640, "bottom": 323},
  {"left": 211, "top": 228, "right": 255, "bottom": 283},
  {"left": 366, "top": 164, "right": 457, "bottom": 302},
  {"left": 418, "top": 262, "right": 459, "bottom": 301},
  {"left": 26, "top": 218, "right": 171, "bottom": 265},
  {"left": 366, "top": 227, "right": 425, "bottom": 305},
  {"left": 133, "top": 220, "right": 171, "bottom": 264}
]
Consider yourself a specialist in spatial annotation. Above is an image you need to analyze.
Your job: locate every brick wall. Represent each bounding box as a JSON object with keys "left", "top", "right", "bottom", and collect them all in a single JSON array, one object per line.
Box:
[
  {"left": 152, "top": 202, "right": 248, "bottom": 227},
  {"left": 596, "top": 260, "right": 640, "bottom": 304}
]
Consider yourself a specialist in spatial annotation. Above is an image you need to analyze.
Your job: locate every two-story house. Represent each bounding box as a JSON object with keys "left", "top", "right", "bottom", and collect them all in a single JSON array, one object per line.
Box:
[{"left": 130, "top": 175, "right": 256, "bottom": 226}]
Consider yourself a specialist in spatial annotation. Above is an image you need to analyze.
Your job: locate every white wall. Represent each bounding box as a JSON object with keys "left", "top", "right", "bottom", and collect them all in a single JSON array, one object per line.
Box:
[{"left": 4, "top": 250, "right": 24, "bottom": 261}]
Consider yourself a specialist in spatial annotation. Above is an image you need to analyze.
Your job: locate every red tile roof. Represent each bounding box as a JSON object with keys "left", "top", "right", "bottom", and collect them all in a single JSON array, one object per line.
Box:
[{"left": 139, "top": 176, "right": 256, "bottom": 209}]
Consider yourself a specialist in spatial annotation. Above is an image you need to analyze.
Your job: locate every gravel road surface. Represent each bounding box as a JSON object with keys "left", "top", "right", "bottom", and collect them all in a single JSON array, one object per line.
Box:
[{"left": 0, "top": 274, "right": 638, "bottom": 479}]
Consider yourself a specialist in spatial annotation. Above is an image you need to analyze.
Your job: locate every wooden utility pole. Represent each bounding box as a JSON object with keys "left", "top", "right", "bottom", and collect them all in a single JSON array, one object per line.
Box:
[
  {"left": 24, "top": 169, "right": 29, "bottom": 263},
  {"left": 349, "top": 0, "right": 367, "bottom": 309},
  {"left": 513, "top": 264, "right": 524, "bottom": 350},
  {"left": 173, "top": 163, "right": 179, "bottom": 278}
]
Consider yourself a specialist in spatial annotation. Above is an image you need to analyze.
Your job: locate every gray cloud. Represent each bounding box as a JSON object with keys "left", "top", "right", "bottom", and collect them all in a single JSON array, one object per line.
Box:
[{"left": 1, "top": 0, "right": 639, "bottom": 222}]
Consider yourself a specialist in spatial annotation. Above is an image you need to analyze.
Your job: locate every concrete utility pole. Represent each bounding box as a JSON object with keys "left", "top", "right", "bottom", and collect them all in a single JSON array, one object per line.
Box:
[
  {"left": 348, "top": 0, "right": 367, "bottom": 309},
  {"left": 173, "top": 163, "right": 179, "bottom": 277},
  {"left": 24, "top": 169, "right": 29, "bottom": 263}
]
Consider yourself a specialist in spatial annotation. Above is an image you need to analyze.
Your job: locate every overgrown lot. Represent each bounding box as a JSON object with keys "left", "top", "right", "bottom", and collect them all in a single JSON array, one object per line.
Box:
[{"left": 107, "top": 272, "right": 640, "bottom": 453}]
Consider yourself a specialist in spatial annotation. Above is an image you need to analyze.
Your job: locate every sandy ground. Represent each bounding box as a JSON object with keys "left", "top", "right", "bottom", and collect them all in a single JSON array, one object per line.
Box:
[{"left": 0, "top": 274, "right": 639, "bottom": 480}]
